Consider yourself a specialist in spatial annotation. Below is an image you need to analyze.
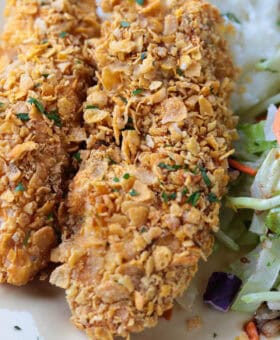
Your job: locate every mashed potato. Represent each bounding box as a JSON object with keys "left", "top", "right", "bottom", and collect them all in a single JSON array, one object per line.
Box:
[{"left": 212, "top": 0, "right": 280, "bottom": 112}]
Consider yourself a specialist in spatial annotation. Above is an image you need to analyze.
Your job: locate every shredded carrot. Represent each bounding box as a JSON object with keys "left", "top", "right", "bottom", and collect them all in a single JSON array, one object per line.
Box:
[
  {"left": 244, "top": 321, "right": 259, "bottom": 340},
  {"left": 229, "top": 159, "right": 257, "bottom": 176},
  {"left": 273, "top": 106, "right": 280, "bottom": 145}
]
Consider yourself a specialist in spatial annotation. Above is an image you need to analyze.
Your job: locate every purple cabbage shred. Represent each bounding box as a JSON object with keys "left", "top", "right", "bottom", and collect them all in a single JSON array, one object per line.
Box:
[{"left": 203, "top": 272, "right": 242, "bottom": 312}]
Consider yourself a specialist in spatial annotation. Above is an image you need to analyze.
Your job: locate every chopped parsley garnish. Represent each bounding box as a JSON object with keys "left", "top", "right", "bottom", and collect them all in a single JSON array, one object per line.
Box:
[
  {"left": 75, "top": 59, "right": 82, "bottom": 64},
  {"left": 176, "top": 68, "right": 183, "bottom": 76},
  {"left": 182, "top": 187, "right": 188, "bottom": 196},
  {"left": 161, "top": 191, "right": 177, "bottom": 203},
  {"left": 136, "top": 0, "right": 144, "bottom": 5},
  {"left": 59, "top": 31, "right": 68, "bottom": 38},
  {"left": 120, "top": 96, "right": 128, "bottom": 104},
  {"left": 113, "top": 177, "right": 120, "bottom": 182},
  {"left": 158, "top": 162, "right": 182, "bottom": 171},
  {"left": 112, "top": 188, "right": 120, "bottom": 192},
  {"left": 47, "top": 213, "right": 54, "bottom": 221},
  {"left": 14, "top": 326, "right": 22, "bottom": 331},
  {"left": 129, "top": 189, "right": 139, "bottom": 197},
  {"left": 23, "top": 230, "right": 31, "bottom": 247},
  {"left": 108, "top": 156, "right": 117, "bottom": 165},
  {"left": 222, "top": 12, "right": 241, "bottom": 24},
  {"left": 0, "top": 102, "right": 4, "bottom": 107},
  {"left": 86, "top": 105, "right": 99, "bottom": 109},
  {"left": 200, "top": 166, "right": 212, "bottom": 187},
  {"left": 28, "top": 97, "right": 45, "bottom": 114},
  {"left": 42, "top": 73, "right": 49, "bottom": 79},
  {"left": 123, "top": 116, "right": 134, "bottom": 130},
  {"left": 123, "top": 173, "right": 130, "bottom": 180},
  {"left": 16, "top": 113, "right": 30, "bottom": 122},
  {"left": 207, "top": 192, "right": 219, "bottom": 203},
  {"left": 132, "top": 88, "right": 143, "bottom": 96},
  {"left": 120, "top": 21, "right": 130, "bottom": 28},
  {"left": 28, "top": 99, "right": 61, "bottom": 126},
  {"left": 45, "top": 110, "right": 62, "bottom": 127},
  {"left": 15, "top": 183, "right": 25, "bottom": 192},
  {"left": 141, "top": 52, "right": 147, "bottom": 60},
  {"left": 140, "top": 227, "right": 148, "bottom": 233},
  {"left": 41, "top": 39, "right": 49, "bottom": 44},
  {"left": 188, "top": 191, "right": 201, "bottom": 206},
  {"left": 73, "top": 152, "right": 81, "bottom": 163}
]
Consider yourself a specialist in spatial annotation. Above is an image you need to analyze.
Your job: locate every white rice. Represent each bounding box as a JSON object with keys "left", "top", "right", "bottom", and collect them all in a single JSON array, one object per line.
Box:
[{"left": 211, "top": 0, "right": 280, "bottom": 112}]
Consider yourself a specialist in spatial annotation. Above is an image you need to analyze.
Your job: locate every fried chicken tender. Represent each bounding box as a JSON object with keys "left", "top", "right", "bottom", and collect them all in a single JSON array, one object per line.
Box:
[
  {"left": 0, "top": 0, "right": 99, "bottom": 286},
  {"left": 50, "top": 0, "right": 237, "bottom": 338}
]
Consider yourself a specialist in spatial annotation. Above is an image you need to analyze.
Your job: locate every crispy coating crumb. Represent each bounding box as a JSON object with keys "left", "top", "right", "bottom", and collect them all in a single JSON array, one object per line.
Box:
[
  {"left": 186, "top": 315, "right": 202, "bottom": 331},
  {"left": 50, "top": 0, "right": 237, "bottom": 338},
  {"left": 0, "top": 0, "right": 99, "bottom": 286}
]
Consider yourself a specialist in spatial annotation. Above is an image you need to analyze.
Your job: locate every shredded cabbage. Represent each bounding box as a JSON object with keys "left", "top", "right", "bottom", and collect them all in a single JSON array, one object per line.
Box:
[
  {"left": 227, "top": 195, "right": 280, "bottom": 211},
  {"left": 231, "top": 238, "right": 280, "bottom": 312}
]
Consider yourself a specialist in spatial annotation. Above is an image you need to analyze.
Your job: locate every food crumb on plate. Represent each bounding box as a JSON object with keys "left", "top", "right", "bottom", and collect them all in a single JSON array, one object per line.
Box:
[{"left": 186, "top": 316, "right": 202, "bottom": 331}]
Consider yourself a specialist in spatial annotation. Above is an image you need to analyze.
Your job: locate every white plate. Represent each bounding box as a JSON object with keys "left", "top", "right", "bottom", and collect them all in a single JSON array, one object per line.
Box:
[{"left": 0, "top": 2, "right": 267, "bottom": 340}]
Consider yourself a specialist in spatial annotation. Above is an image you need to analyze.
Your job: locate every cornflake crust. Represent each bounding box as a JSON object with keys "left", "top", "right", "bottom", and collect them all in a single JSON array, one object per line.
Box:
[
  {"left": 50, "top": 0, "right": 237, "bottom": 338},
  {"left": 0, "top": 0, "right": 99, "bottom": 286}
]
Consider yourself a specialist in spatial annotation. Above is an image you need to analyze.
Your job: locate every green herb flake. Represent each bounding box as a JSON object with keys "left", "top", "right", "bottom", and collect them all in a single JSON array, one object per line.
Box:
[
  {"left": 42, "top": 73, "right": 49, "bottom": 79},
  {"left": 132, "top": 88, "right": 143, "bottom": 96},
  {"left": 15, "top": 183, "right": 25, "bottom": 192},
  {"left": 113, "top": 177, "right": 120, "bottom": 183},
  {"left": 73, "top": 152, "right": 81, "bottom": 163},
  {"left": 200, "top": 166, "right": 212, "bottom": 187},
  {"left": 161, "top": 191, "right": 168, "bottom": 203},
  {"left": 16, "top": 113, "right": 30, "bottom": 122},
  {"left": 75, "top": 59, "right": 82, "bottom": 64},
  {"left": 0, "top": 102, "right": 4, "bottom": 107},
  {"left": 120, "top": 96, "right": 128, "bottom": 104},
  {"left": 34, "top": 83, "right": 41, "bottom": 88},
  {"left": 158, "top": 162, "right": 182, "bottom": 171},
  {"left": 222, "top": 12, "right": 241, "bottom": 24},
  {"left": 140, "top": 227, "right": 148, "bottom": 233},
  {"left": 23, "top": 230, "right": 32, "bottom": 247},
  {"left": 59, "top": 31, "right": 68, "bottom": 38},
  {"left": 208, "top": 192, "right": 219, "bottom": 203},
  {"left": 120, "top": 21, "right": 130, "bottom": 28},
  {"left": 47, "top": 213, "right": 54, "bottom": 221},
  {"left": 41, "top": 39, "right": 49, "bottom": 44},
  {"left": 176, "top": 68, "right": 183, "bottom": 76},
  {"left": 123, "top": 173, "right": 130, "bottom": 180},
  {"left": 112, "top": 188, "right": 120, "bottom": 193},
  {"left": 14, "top": 326, "right": 22, "bottom": 331},
  {"left": 45, "top": 110, "right": 62, "bottom": 127},
  {"left": 28, "top": 97, "right": 45, "bottom": 114},
  {"left": 129, "top": 189, "right": 139, "bottom": 197},
  {"left": 161, "top": 191, "right": 177, "bottom": 202},
  {"left": 168, "top": 192, "right": 177, "bottom": 200},
  {"left": 108, "top": 156, "right": 117, "bottom": 165},
  {"left": 86, "top": 105, "right": 99, "bottom": 110},
  {"left": 141, "top": 52, "right": 147, "bottom": 60},
  {"left": 188, "top": 191, "right": 201, "bottom": 206},
  {"left": 136, "top": 0, "right": 144, "bottom": 5},
  {"left": 182, "top": 187, "right": 188, "bottom": 196}
]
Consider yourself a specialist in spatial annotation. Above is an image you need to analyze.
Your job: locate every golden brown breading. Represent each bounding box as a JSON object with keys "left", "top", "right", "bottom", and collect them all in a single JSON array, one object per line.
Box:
[
  {"left": 2, "top": 0, "right": 100, "bottom": 51},
  {"left": 0, "top": 0, "right": 99, "bottom": 286},
  {"left": 50, "top": 0, "right": 237, "bottom": 338}
]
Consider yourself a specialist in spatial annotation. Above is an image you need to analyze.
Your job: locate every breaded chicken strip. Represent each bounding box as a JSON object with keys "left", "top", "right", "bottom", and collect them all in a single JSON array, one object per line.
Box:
[
  {"left": 50, "top": 0, "right": 236, "bottom": 338},
  {"left": 0, "top": 0, "right": 99, "bottom": 286}
]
